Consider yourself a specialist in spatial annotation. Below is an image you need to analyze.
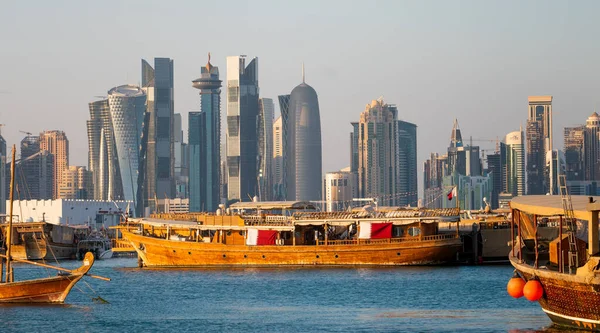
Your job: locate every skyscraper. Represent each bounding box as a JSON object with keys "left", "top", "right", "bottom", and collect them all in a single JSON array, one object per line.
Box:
[
  {"left": 189, "top": 53, "right": 222, "bottom": 212},
  {"left": 526, "top": 95, "right": 553, "bottom": 194},
  {"left": 39, "top": 130, "right": 69, "bottom": 199},
  {"left": 272, "top": 116, "right": 284, "bottom": 200},
  {"left": 396, "top": 120, "right": 418, "bottom": 207},
  {"left": 584, "top": 112, "right": 600, "bottom": 181},
  {"left": 505, "top": 129, "right": 525, "bottom": 196},
  {"left": 324, "top": 170, "right": 357, "bottom": 212},
  {"left": 423, "top": 152, "right": 448, "bottom": 209},
  {"left": 226, "top": 55, "right": 259, "bottom": 202},
  {"left": 564, "top": 125, "right": 585, "bottom": 181},
  {"left": 142, "top": 57, "right": 175, "bottom": 205},
  {"left": 285, "top": 66, "right": 322, "bottom": 201},
  {"left": 546, "top": 150, "right": 565, "bottom": 195},
  {"left": 277, "top": 94, "right": 290, "bottom": 199},
  {"left": 10, "top": 149, "right": 53, "bottom": 200},
  {"left": 353, "top": 99, "right": 397, "bottom": 206},
  {"left": 107, "top": 84, "right": 146, "bottom": 204},
  {"left": 486, "top": 143, "right": 506, "bottom": 209},
  {"left": 447, "top": 119, "right": 466, "bottom": 176},
  {"left": 258, "top": 98, "right": 274, "bottom": 201}
]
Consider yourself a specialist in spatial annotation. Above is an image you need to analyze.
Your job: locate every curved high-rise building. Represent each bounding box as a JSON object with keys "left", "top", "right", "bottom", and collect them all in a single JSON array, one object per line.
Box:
[
  {"left": 107, "top": 85, "right": 146, "bottom": 204},
  {"left": 285, "top": 67, "right": 322, "bottom": 201}
]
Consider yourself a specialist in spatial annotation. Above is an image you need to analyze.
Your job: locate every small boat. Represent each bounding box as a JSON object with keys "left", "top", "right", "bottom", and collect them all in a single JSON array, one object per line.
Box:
[
  {"left": 119, "top": 201, "right": 463, "bottom": 268},
  {"left": 0, "top": 145, "right": 109, "bottom": 303},
  {"left": 507, "top": 185, "right": 600, "bottom": 330},
  {"left": 76, "top": 231, "right": 113, "bottom": 260}
]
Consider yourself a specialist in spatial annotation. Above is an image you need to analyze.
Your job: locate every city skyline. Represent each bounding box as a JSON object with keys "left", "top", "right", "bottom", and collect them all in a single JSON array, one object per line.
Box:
[{"left": 2, "top": 1, "right": 600, "bottom": 196}]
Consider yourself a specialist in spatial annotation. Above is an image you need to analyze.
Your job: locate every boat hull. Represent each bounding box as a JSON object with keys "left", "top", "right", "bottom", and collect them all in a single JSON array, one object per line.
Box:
[
  {"left": 0, "top": 252, "right": 95, "bottom": 303},
  {"left": 122, "top": 231, "right": 462, "bottom": 267},
  {"left": 510, "top": 254, "right": 600, "bottom": 331},
  {"left": 0, "top": 275, "right": 84, "bottom": 303}
]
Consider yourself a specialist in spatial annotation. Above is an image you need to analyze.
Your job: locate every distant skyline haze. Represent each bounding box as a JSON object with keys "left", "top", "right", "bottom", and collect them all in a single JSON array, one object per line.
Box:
[{"left": 1, "top": 0, "right": 600, "bottom": 197}]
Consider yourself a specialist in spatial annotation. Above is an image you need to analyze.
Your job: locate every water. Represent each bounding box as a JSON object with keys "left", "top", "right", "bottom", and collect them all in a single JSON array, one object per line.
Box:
[{"left": 0, "top": 259, "right": 573, "bottom": 332}]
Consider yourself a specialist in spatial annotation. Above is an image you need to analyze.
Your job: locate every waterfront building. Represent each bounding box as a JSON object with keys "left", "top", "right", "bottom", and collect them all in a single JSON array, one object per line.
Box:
[
  {"left": 173, "top": 113, "right": 189, "bottom": 199},
  {"left": 545, "top": 149, "right": 565, "bottom": 195},
  {"left": 564, "top": 126, "right": 585, "bottom": 181},
  {"left": 442, "top": 172, "right": 493, "bottom": 211},
  {"left": 505, "top": 129, "right": 525, "bottom": 196},
  {"left": 272, "top": 116, "right": 284, "bottom": 200},
  {"left": 324, "top": 169, "right": 357, "bottom": 212},
  {"left": 526, "top": 95, "right": 553, "bottom": 194},
  {"left": 226, "top": 55, "right": 259, "bottom": 203},
  {"left": 277, "top": 94, "right": 291, "bottom": 199},
  {"left": 353, "top": 99, "right": 401, "bottom": 206},
  {"left": 258, "top": 98, "right": 274, "bottom": 201},
  {"left": 142, "top": 57, "right": 176, "bottom": 206},
  {"left": 485, "top": 143, "right": 506, "bottom": 209},
  {"left": 285, "top": 66, "right": 322, "bottom": 201},
  {"left": 447, "top": 119, "right": 466, "bottom": 176},
  {"left": 39, "top": 130, "right": 69, "bottom": 199},
  {"left": 8, "top": 199, "right": 132, "bottom": 224},
  {"left": 190, "top": 54, "right": 222, "bottom": 212},
  {"left": 396, "top": 120, "right": 418, "bottom": 207},
  {"left": 58, "top": 166, "right": 93, "bottom": 199},
  {"left": 10, "top": 150, "right": 54, "bottom": 200},
  {"left": 157, "top": 198, "right": 190, "bottom": 214},
  {"left": 423, "top": 153, "right": 448, "bottom": 209},
  {"left": 585, "top": 112, "right": 600, "bottom": 181},
  {"left": 107, "top": 84, "right": 146, "bottom": 205}
]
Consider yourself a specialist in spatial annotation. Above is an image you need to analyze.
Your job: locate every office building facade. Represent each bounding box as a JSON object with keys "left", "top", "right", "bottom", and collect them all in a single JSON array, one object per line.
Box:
[
  {"left": 285, "top": 69, "right": 322, "bottom": 201},
  {"left": 142, "top": 58, "right": 175, "bottom": 205},
  {"left": 189, "top": 55, "right": 222, "bottom": 211},
  {"left": 226, "top": 55, "right": 259, "bottom": 202},
  {"left": 526, "top": 95, "right": 553, "bottom": 194},
  {"left": 258, "top": 98, "right": 274, "bottom": 201},
  {"left": 39, "top": 130, "right": 69, "bottom": 199}
]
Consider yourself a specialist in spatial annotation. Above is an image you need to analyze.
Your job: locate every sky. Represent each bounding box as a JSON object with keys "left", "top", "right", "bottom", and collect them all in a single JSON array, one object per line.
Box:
[{"left": 1, "top": 0, "right": 600, "bottom": 196}]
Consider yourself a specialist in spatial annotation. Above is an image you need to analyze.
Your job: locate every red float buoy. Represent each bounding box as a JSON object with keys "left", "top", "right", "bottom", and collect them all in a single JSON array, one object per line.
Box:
[
  {"left": 523, "top": 279, "right": 544, "bottom": 301},
  {"left": 507, "top": 276, "right": 526, "bottom": 298}
]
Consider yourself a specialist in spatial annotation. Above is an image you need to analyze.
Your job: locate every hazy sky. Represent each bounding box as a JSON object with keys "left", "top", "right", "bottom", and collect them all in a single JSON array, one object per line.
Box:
[{"left": 1, "top": 0, "right": 600, "bottom": 196}]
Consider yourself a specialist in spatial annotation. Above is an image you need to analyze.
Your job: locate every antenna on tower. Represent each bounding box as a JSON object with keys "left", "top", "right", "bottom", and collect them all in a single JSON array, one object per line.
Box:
[{"left": 302, "top": 62, "right": 305, "bottom": 83}]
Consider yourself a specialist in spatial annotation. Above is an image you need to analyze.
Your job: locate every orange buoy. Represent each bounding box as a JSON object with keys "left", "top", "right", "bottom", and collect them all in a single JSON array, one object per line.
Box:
[
  {"left": 507, "top": 276, "right": 526, "bottom": 298},
  {"left": 523, "top": 279, "right": 544, "bottom": 301}
]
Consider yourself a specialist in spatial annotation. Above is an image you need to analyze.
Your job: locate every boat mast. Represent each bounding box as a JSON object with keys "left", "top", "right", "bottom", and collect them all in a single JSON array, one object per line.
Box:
[{"left": 5, "top": 145, "right": 15, "bottom": 283}]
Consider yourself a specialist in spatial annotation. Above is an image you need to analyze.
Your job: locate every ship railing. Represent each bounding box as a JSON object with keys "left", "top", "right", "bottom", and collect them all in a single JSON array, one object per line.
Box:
[
  {"left": 111, "top": 239, "right": 135, "bottom": 252},
  {"left": 317, "top": 233, "right": 457, "bottom": 246}
]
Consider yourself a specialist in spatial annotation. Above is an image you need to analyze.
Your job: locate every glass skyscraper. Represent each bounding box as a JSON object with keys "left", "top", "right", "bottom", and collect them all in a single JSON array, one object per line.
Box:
[
  {"left": 107, "top": 84, "right": 146, "bottom": 205},
  {"left": 526, "top": 95, "right": 553, "bottom": 194},
  {"left": 142, "top": 58, "right": 175, "bottom": 207},
  {"left": 190, "top": 55, "right": 222, "bottom": 212},
  {"left": 397, "top": 120, "right": 418, "bottom": 207},
  {"left": 285, "top": 69, "right": 322, "bottom": 201},
  {"left": 226, "top": 55, "right": 259, "bottom": 202},
  {"left": 258, "top": 98, "right": 274, "bottom": 201},
  {"left": 505, "top": 129, "right": 525, "bottom": 196}
]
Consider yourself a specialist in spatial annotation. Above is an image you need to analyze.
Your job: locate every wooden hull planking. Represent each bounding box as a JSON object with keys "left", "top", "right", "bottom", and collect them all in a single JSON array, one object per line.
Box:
[
  {"left": 123, "top": 231, "right": 462, "bottom": 267},
  {"left": 0, "top": 252, "right": 95, "bottom": 303},
  {"left": 510, "top": 254, "right": 600, "bottom": 331},
  {"left": 0, "top": 275, "right": 84, "bottom": 303}
]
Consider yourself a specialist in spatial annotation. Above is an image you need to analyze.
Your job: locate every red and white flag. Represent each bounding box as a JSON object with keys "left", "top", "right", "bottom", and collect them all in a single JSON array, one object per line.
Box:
[
  {"left": 358, "top": 222, "right": 392, "bottom": 239},
  {"left": 447, "top": 186, "right": 457, "bottom": 201},
  {"left": 246, "top": 228, "right": 278, "bottom": 246}
]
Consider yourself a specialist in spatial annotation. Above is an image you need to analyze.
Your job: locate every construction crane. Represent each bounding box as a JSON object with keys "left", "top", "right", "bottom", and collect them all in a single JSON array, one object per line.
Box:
[{"left": 19, "top": 130, "right": 32, "bottom": 136}]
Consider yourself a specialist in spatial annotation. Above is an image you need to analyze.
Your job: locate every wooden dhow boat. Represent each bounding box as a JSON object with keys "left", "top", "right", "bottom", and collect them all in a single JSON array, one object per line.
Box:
[
  {"left": 119, "top": 201, "right": 463, "bottom": 268},
  {"left": 508, "top": 188, "right": 600, "bottom": 330},
  {"left": 0, "top": 145, "right": 107, "bottom": 303}
]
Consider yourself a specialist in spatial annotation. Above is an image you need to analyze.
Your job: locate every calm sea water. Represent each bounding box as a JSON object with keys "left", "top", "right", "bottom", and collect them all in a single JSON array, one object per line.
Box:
[{"left": 0, "top": 258, "right": 578, "bottom": 333}]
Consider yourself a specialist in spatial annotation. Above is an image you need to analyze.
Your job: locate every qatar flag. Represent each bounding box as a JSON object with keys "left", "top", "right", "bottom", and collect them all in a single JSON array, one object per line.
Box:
[
  {"left": 246, "top": 229, "right": 278, "bottom": 246},
  {"left": 447, "top": 186, "right": 457, "bottom": 201},
  {"left": 358, "top": 222, "right": 392, "bottom": 239}
]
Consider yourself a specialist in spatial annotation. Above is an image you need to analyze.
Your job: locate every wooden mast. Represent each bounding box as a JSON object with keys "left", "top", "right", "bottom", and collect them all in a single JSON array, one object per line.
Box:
[{"left": 5, "top": 145, "right": 15, "bottom": 283}]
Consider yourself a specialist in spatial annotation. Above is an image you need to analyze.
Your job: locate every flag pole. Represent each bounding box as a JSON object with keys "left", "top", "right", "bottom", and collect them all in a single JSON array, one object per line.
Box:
[{"left": 456, "top": 186, "right": 460, "bottom": 237}]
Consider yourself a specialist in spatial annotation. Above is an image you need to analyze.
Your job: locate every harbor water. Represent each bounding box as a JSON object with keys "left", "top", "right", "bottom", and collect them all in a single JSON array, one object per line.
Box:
[{"left": 0, "top": 258, "right": 573, "bottom": 332}]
